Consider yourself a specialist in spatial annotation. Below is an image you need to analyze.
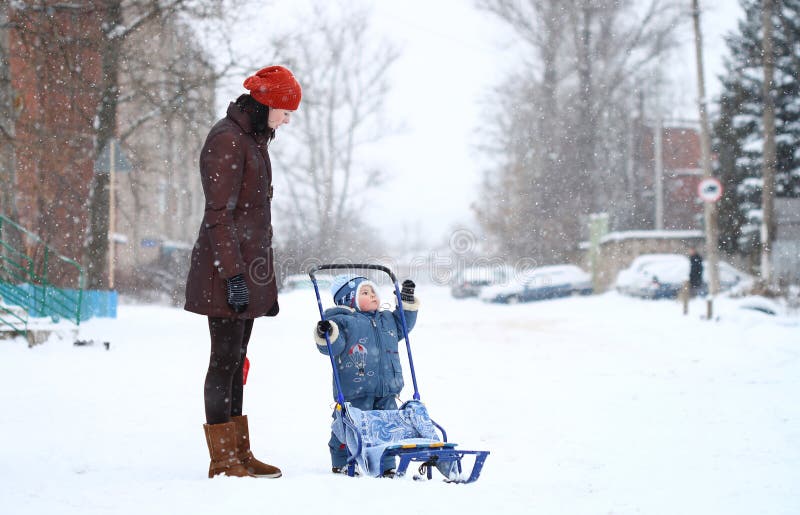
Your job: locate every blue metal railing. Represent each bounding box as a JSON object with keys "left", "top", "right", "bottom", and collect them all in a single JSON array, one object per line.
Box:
[{"left": 0, "top": 214, "right": 85, "bottom": 335}]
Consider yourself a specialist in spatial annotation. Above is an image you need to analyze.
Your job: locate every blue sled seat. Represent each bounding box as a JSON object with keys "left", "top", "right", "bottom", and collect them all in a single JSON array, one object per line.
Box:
[{"left": 333, "top": 400, "right": 472, "bottom": 480}]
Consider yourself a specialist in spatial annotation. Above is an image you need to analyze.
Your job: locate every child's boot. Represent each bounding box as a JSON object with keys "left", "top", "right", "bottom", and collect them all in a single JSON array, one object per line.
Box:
[{"left": 231, "top": 415, "right": 282, "bottom": 478}]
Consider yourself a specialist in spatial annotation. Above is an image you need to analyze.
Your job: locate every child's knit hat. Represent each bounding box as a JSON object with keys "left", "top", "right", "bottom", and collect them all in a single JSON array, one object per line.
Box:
[
  {"left": 331, "top": 275, "right": 366, "bottom": 308},
  {"left": 330, "top": 275, "right": 378, "bottom": 310}
]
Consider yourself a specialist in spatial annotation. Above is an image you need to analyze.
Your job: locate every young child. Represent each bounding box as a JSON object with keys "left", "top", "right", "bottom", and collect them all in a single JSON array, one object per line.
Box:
[{"left": 314, "top": 274, "right": 419, "bottom": 476}]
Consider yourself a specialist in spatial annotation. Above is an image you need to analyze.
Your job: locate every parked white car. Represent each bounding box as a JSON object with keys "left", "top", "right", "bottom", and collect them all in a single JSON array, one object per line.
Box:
[{"left": 615, "top": 254, "right": 753, "bottom": 299}]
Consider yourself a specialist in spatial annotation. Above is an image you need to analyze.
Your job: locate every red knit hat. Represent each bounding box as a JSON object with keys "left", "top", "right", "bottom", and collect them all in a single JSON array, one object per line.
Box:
[{"left": 243, "top": 65, "right": 302, "bottom": 110}]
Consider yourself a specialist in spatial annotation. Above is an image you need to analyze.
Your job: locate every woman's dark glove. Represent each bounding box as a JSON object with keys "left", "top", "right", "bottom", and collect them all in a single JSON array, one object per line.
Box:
[
  {"left": 400, "top": 279, "right": 416, "bottom": 302},
  {"left": 316, "top": 320, "right": 332, "bottom": 338},
  {"left": 226, "top": 274, "right": 249, "bottom": 313}
]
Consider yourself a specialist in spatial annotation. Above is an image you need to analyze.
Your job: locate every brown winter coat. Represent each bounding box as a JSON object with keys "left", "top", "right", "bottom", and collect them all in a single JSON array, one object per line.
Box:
[{"left": 184, "top": 103, "right": 279, "bottom": 319}]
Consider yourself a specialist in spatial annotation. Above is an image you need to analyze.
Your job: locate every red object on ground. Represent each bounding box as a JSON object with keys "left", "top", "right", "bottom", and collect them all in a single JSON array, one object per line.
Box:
[{"left": 243, "top": 357, "right": 250, "bottom": 385}]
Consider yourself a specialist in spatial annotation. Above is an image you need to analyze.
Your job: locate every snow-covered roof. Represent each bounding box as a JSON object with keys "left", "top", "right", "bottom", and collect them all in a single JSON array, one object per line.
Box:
[{"left": 599, "top": 230, "right": 704, "bottom": 244}]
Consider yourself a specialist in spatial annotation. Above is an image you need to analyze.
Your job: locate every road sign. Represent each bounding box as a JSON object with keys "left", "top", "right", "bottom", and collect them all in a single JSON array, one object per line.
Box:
[
  {"left": 94, "top": 138, "right": 133, "bottom": 174},
  {"left": 93, "top": 137, "right": 132, "bottom": 289},
  {"left": 698, "top": 177, "right": 723, "bottom": 203}
]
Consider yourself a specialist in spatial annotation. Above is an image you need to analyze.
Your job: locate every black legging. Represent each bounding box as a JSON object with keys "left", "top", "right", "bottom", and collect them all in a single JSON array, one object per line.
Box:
[{"left": 204, "top": 317, "right": 254, "bottom": 425}]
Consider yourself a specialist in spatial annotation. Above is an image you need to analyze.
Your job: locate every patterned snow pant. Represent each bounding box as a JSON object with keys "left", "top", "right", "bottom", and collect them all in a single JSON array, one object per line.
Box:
[{"left": 329, "top": 395, "right": 398, "bottom": 472}]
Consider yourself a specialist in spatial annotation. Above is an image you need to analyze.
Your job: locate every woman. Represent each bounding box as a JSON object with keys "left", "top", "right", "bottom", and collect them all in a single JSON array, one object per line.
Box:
[{"left": 184, "top": 65, "right": 301, "bottom": 478}]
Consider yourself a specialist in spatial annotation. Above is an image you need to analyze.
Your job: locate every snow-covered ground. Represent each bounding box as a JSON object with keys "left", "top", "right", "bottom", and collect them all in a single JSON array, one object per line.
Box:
[{"left": 1, "top": 287, "right": 798, "bottom": 515}]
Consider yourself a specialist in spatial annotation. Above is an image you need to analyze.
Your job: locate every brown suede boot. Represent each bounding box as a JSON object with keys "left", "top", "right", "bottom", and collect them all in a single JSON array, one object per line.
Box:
[
  {"left": 231, "top": 415, "right": 282, "bottom": 478},
  {"left": 203, "top": 421, "right": 255, "bottom": 478}
]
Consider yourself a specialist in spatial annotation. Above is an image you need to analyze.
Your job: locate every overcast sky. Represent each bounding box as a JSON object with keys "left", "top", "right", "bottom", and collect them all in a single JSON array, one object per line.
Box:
[{"left": 217, "top": 0, "right": 744, "bottom": 250}]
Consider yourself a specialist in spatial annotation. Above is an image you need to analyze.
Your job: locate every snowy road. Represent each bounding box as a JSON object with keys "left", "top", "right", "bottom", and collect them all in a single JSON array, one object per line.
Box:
[{"left": 1, "top": 287, "right": 798, "bottom": 515}]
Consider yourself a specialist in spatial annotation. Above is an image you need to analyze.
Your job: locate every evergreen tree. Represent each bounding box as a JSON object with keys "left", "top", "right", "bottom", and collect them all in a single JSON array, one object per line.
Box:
[{"left": 713, "top": 0, "right": 800, "bottom": 254}]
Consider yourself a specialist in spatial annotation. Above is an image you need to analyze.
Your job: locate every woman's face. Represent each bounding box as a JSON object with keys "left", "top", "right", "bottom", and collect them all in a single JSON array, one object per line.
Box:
[{"left": 267, "top": 108, "right": 292, "bottom": 129}]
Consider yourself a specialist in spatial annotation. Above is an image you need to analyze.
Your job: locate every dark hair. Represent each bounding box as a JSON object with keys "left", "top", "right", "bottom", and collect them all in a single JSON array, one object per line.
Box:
[{"left": 235, "top": 94, "right": 276, "bottom": 141}]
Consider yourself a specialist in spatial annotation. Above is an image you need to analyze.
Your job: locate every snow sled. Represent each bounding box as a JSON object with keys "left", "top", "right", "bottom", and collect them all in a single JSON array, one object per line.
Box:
[{"left": 309, "top": 264, "right": 490, "bottom": 483}]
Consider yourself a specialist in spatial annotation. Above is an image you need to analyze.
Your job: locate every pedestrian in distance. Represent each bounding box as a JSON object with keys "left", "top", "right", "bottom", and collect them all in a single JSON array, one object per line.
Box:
[
  {"left": 314, "top": 275, "right": 419, "bottom": 477},
  {"left": 688, "top": 246, "right": 704, "bottom": 297},
  {"left": 184, "top": 65, "right": 301, "bottom": 478}
]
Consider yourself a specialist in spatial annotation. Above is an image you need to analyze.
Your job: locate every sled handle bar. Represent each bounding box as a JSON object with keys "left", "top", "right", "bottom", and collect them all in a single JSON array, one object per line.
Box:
[
  {"left": 308, "top": 264, "right": 420, "bottom": 402},
  {"left": 310, "top": 263, "right": 397, "bottom": 281}
]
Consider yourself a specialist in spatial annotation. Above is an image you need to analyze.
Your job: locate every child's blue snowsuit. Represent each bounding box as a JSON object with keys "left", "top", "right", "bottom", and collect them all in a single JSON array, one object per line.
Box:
[{"left": 315, "top": 301, "right": 419, "bottom": 471}]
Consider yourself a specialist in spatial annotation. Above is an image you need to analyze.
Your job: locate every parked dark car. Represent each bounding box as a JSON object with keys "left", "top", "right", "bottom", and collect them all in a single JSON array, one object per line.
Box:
[{"left": 479, "top": 265, "right": 593, "bottom": 304}]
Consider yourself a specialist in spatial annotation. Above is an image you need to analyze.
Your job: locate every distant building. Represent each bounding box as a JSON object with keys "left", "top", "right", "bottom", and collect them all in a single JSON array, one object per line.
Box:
[
  {"left": 636, "top": 124, "right": 705, "bottom": 231},
  {"left": 111, "top": 17, "right": 214, "bottom": 294},
  {"left": 1, "top": 4, "right": 102, "bottom": 276},
  {"left": 774, "top": 198, "right": 800, "bottom": 285},
  {"left": 734, "top": 180, "right": 799, "bottom": 285}
]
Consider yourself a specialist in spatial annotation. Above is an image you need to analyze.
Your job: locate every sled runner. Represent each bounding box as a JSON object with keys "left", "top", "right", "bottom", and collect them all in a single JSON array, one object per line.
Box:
[{"left": 309, "top": 264, "right": 489, "bottom": 483}]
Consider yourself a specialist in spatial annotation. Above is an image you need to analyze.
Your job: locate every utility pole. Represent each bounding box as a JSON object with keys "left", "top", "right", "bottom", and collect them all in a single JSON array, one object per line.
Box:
[
  {"left": 108, "top": 142, "right": 117, "bottom": 290},
  {"left": 761, "top": 0, "right": 776, "bottom": 285},
  {"left": 691, "top": 0, "right": 721, "bottom": 316},
  {"left": 654, "top": 115, "right": 664, "bottom": 230},
  {"left": 94, "top": 138, "right": 130, "bottom": 291}
]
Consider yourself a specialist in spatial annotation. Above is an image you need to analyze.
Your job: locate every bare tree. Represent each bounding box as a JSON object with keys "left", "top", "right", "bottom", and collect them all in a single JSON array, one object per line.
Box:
[
  {"left": 565, "top": 0, "right": 680, "bottom": 215},
  {"left": 266, "top": 2, "right": 399, "bottom": 264},
  {"left": 84, "top": 0, "right": 242, "bottom": 289},
  {"left": 474, "top": 0, "right": 575, "bottom": 262},
  {"left": 475, "top": 0, "right": 682, "bottom": 261}
]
